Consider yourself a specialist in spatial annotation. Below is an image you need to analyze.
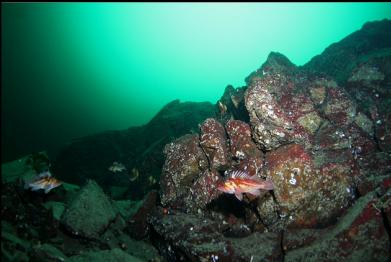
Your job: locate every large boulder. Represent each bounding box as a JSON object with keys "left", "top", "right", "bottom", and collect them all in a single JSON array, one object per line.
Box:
[
  {"left": 265, "top": 143, "right": 356, "bottom": 228},
  {"left": 61, "top": 180, "right": 116, "bottom": 239}
]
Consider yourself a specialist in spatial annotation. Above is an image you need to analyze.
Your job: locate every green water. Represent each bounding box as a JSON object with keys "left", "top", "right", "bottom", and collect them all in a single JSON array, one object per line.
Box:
[{"left": 2, "top": 3, "right": 391, "bottom": 162}]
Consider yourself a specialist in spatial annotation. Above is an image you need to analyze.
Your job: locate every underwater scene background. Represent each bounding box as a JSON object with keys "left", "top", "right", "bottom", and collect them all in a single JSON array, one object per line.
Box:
[{"left": 2, "top": 3, "right": 391, "bottom": 262}]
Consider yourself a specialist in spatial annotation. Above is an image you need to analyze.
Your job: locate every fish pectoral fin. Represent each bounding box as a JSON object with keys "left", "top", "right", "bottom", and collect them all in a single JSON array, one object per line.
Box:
[
  {"left": 247, "top": 189, "right": 261, "bottom": 196},
  {"left": 30, "top": 186, "right": 42, "bottom": 191},
  {"left": 235, "top": 192, "right": 243, "bottom": 201}
]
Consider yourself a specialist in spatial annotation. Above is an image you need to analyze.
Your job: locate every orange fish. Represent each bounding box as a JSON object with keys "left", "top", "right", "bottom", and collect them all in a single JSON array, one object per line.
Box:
[
  {"left": 217, "top": 170, "right": 274, "bottom": 201},
  {"left": 25, "top": 171, "right": 62, "bottom": 193}
]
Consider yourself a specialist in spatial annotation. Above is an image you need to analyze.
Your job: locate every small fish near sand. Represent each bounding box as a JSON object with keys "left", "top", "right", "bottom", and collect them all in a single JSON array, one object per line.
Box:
[
  {"left": 24, "top": 171, "right": 63, "bottom": 194},
  {"left": 217, "top": 170, "right": 274, "bottom": 201},
  {"left": 108, "top": 161, "right": 127, "bottom": 173}
]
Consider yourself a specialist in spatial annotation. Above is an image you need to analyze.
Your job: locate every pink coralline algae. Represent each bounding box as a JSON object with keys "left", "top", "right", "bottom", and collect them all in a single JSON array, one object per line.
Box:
[{"left": 155, "top": 21, "right": 391, "bottom": 261}]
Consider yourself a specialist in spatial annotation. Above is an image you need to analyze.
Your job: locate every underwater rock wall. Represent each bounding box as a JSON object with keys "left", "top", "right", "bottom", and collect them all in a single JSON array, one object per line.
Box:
[
  {"left": 2, "top": 19, "right": 390, "bottom": 262},
  {"left": 154, "top": 19, "right": 391, "bottom": 261}
]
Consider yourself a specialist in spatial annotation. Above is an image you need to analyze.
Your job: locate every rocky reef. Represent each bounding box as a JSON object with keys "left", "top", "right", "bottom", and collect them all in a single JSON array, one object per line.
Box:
[
  {"left": 154, "top": 19, "right": 391, "bottom": 261},
  {"left": 1, "top": 156, "right": 162, "bottom": 261},
  {"left": 2, "top": 19, "right": 391, "bottom": 261},
  {"left": 53, "top": 100, "right": 217, "bottom": 200}
]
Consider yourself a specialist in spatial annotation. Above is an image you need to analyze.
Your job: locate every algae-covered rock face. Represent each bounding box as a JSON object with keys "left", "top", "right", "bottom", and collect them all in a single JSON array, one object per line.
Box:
[
  {"left": 61, "top": 180, "right": 116, "bottom": 239},
  {"left": 155, "top": 20, "right": 391, "bottom": 261}
]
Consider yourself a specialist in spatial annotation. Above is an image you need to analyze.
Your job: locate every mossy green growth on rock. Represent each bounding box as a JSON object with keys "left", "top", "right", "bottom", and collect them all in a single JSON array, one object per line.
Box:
[{"left": 61, "top": 180, "right": 116, "bottom": 239}]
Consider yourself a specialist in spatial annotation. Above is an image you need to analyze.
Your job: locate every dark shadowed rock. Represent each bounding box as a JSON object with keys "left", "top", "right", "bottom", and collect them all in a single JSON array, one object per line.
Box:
[
  {"left": 285, "top": 192, "right": 390, "bottom": 261},
  {"left": 303, "top": 19, "right": 391, "bottom": 84},
  {"left": 217, "top": 85, "right": 249, "bottom": 123},
  {"left": 126, "top": 190, "right": 157, "bottom": 240},
  {"left": 53, "top": 100, "right": 216, "bottom": 199},
  {"left": 149, "top": 209, "right": 282, "bottom": 261}
]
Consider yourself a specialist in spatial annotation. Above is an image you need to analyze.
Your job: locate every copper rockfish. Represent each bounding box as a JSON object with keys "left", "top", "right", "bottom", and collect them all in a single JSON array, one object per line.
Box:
[
  {"left": 217, "top": 170, "right": 274, "bottom": 201},
  {"left": 24, "top": 171, "right": 62, "bottom": 194}
]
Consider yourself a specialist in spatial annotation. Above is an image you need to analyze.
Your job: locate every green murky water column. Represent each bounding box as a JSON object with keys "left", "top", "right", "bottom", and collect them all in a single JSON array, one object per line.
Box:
[{"left": 2, "top": 3, "right": 391, "bottom": 161}]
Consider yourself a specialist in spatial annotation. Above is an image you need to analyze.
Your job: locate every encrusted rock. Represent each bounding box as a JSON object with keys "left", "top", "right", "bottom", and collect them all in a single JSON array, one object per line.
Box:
[
  {"left": 225, "top": 120, "right": 263, "bottom": 161},
  {"left": 200, "top": 118, "right": 230, "bottom": 171},
  {"left": 285, "top": 192, "right": 390, "bottom": 261},
  {"left": 245, "top": 75, "right": 295, "bottom": 150},
  {"left": 266, "top": 144, "right": 355, "bottom": 228},
  {"left": 149, "top": 209, "right": 282, "bottom": 261},
  {"left": 61, "top": 180, "right": 116, "bottom": 239},
  {"left": 323, "top": 84, "right": 356, "bottom": 127},
  {"left": 186, "top": 170, "right": 222, "bottom": 212},
  {"left": 160, "top": 134, "right": 209, "bottom": 208}
]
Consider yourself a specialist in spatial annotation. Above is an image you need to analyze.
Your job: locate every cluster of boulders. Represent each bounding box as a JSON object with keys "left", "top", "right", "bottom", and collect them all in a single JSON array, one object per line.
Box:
[
  {"left": 154, "top": 20, "right": 391, "bottom": 261},
  {"left": 1, "top": 155, "right": 161, "bottom": 261},
  {"left": 2, "top": 19, "right": 390, "bottom": 262}
]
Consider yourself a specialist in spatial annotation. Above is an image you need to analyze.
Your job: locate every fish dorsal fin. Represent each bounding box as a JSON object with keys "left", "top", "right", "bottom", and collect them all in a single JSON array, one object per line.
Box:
[{"left": 230, "top": 170, "right": 249, "bottom": 179}]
